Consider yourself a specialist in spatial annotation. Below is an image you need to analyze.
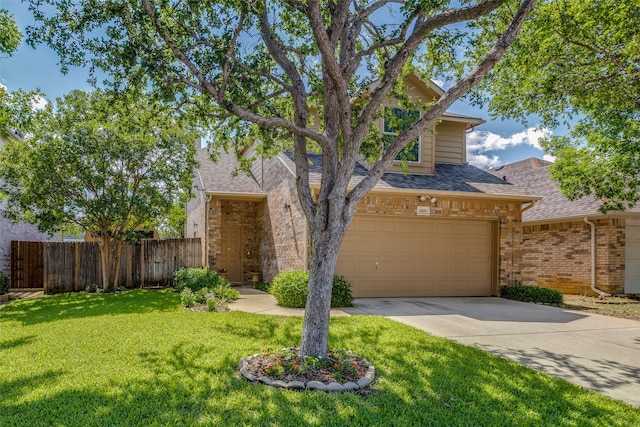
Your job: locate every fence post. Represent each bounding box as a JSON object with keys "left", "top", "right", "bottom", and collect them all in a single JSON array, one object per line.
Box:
[
  {"left": 42, "top": 243, "right": 48, "bottom": 293},
  {"left": 74, "top": 242, "right": 79, "bottom": 291},
  {"left": 140, "top": 239, "right": 145, "bottom": 288}
]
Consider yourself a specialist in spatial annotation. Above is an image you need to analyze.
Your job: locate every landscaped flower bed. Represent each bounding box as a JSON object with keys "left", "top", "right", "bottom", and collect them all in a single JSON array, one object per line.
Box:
[{"left": 239, "top": 347, "right": 374, "bottom": 391}]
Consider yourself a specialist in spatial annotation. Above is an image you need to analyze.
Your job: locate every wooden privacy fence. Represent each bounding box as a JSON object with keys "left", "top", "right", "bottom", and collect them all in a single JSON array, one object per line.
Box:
[{"left": 11, "top": 238, "right": 202, "bottom": 293}]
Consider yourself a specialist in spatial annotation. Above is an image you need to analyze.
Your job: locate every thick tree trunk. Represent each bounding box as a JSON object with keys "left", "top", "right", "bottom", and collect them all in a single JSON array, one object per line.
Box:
[{"left": 299, "top": 228, "right": 342, "bottom": 358}]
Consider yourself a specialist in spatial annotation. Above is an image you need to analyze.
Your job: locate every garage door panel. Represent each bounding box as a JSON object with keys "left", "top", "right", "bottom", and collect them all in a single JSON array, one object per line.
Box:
[
  {"left": 625, "top": 221, "right": 640, "bottom": 293},
  {"left": 336, "top": 216, "right": 494, "bottom": 297}
]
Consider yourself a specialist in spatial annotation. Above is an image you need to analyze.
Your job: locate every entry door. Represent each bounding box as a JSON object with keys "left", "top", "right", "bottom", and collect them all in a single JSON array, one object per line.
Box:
[{"left": 221, "top": 226, "right": 243, "bottom": 282}]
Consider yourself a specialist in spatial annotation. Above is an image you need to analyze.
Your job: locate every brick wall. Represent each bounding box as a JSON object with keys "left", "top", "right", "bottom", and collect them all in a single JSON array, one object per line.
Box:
[
  {"left": 258, "top": 156, "right": 307, "bottom": 281},
  {"left": 206, "top": 198, "right": 263, "bottom": 282},
  {"left": 353, "top": 194, "right": 522, "bottom": 289},
  {"left": 522, "top": 218, "right": 625, "bottom": 295}
]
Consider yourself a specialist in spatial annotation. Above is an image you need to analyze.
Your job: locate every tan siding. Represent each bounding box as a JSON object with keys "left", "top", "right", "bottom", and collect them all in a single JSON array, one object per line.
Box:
[{"left": 435, "top": 121, "right": 466, "bottom": 164}]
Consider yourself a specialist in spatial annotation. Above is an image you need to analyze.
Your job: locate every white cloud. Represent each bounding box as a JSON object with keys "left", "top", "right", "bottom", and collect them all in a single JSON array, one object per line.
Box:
[
  {"left": 466, "top": 127, "right": 552, "bottom": 168},
  {"left": 31, "top": 95, "right": 48, "bottom": 110},
  {"left": 467, "top": 152, "right": 501, "bottom": 169},
  {"left": 0, "top": 82, "right": 6, "bottom": 91}
]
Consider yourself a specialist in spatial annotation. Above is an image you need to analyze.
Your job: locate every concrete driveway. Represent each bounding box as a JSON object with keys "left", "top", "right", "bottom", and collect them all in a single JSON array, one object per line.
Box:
[{"left": 231, "top": 289, "right": 640, "bottom": 406}]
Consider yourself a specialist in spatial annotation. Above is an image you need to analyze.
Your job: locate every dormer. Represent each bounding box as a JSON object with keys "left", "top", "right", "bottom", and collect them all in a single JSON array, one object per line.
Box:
[{"left": 374, "top": 74, "right": 484, "bottom": 175}]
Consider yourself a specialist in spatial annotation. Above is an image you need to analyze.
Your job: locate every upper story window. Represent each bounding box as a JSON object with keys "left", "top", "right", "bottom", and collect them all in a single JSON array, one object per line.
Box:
[{"left": 383, "top": 107, "right": 421, "bottom": 163}]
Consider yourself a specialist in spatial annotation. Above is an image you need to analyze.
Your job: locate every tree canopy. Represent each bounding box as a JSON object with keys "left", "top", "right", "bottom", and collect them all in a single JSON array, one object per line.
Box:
[
  {"left": 26, "top": 0, "right": 537, "bottom": 357},
  {"left": 0, "top": 89, "right": 198, "bottom": 289},
  {"left": 0, "top": 9, "right": 21, "bottom": 56},
  {"left": 481, "top": 0, "right": 640, "bottom": 210}
]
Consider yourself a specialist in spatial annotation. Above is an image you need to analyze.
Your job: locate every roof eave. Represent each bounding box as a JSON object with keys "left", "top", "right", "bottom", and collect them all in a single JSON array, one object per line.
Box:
[
  {"left": 309, "top": 183, "right": 540, "bottom": 202},
  {"left": 206, "top": 191, "right": 266, "bottom": 201}
]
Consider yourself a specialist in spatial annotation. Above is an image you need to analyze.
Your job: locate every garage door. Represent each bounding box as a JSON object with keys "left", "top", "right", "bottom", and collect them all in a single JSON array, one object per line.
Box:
[
  {"left": 625, "top": 219, "right": 640, "bottom": 294},
  {"left": 336, "top": 216, "right": 495, "bottom": 297}
]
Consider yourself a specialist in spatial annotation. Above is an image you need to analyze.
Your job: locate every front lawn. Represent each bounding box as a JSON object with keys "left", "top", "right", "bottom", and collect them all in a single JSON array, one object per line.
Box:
[{"left": 1, "top": 290, "right": 638, "bottom": 426}]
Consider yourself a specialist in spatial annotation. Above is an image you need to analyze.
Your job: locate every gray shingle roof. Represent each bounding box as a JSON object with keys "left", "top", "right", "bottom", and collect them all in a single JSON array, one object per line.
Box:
[
  {"left": 196, "top": 148, "right": 264, "bottom": 195},
  {"left": 488, "top": 158, "right": 640, "bottom": 221},
  {"left": 283, "top": 152, "right": 535, "bottom": 198}
]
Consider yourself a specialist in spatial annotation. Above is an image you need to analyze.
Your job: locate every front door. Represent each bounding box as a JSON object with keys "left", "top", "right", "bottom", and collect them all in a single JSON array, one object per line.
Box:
[{"left": 220, "top": 226, "right": 243, "bottom": 282}]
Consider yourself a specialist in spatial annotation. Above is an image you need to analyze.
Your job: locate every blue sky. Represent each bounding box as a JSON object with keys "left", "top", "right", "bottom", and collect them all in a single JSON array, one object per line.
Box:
[{"left": 1, "top": 1, "right": 555, "bottom": 168}]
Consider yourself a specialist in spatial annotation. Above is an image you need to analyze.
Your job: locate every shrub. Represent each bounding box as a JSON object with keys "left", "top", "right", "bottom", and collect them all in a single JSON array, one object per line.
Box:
[
  {"left": 211, "top": 283, "right": 239, "bottom": 301},
  {"left": 207, "top": 296, "right": 229, "bottom": 312},
  {"left": 269, "top": 271, "right": 354, "bottom": 308},
  {"left": 0, "top": 271, "right": 9, "bottom": 295},
  {"left": 85, "top": 283, "right": 102, "bottom": 294},
  {"left": 331, "top": 276, "right": 354, "bottom": 307},
  {"left": 180, "top": 288, "right": 197, "bottom": 307},
  {"left": 255, "top": 281, "right": 271, "bottom": 292},
  {"left": 173, "top": 268, "right": 221, "bottom": 292},
  {"left": 270, "top": 270, "right": 309, "bottom": 308},
  {"left": 501, "top": 283, "right": 563, "bottom": 305}
]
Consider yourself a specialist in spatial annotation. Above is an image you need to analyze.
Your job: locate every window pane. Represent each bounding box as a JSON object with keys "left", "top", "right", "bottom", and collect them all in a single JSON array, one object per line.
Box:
[
  {"left": 383, "top": 107, "right": 420, "bottom": 133},
  {"left": 383, "top": 107, "right": 421, "bottom": 162}
]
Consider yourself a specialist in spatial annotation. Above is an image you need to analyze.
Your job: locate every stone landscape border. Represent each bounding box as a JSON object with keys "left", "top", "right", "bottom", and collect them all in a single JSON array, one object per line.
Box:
[{"left": 238, "top": 355, "right": 375, "bottom": 392}]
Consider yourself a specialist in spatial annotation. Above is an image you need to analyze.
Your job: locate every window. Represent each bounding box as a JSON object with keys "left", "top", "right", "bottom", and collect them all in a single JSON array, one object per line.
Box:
[{"left": 383, "top": 107, "right": 421, "bottom": 163}]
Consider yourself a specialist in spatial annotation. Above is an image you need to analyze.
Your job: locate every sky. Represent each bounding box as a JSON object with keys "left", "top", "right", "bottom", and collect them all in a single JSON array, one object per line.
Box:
[{"left": 1, "top": 1, "right": 557, "bottom": 168}]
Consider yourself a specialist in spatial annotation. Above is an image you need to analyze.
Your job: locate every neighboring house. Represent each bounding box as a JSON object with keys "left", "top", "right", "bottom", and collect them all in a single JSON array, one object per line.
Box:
[
  {"left": 0, "top": 132, "right": 71, "bottom": 277},
  {"left": 489, "top": 158, "right": 640, "bottom": 295},
  {"left": 186, "top": 75, "right": 538, "bottom": 297}
]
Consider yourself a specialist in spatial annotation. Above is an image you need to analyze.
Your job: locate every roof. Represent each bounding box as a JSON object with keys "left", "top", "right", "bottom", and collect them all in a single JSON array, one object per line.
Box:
[
  {"left": 195, "top": 148, "right": 264, "bottom": 196},
  {"left": 282, "top": 152, "right": 537, "bottom": 199},
  {"left": 488, "top": 158, "right": 640, "bottom": 222}
]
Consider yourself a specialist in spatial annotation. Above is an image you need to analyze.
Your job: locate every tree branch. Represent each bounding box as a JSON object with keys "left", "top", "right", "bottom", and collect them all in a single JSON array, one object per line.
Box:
[{"left": 348, "top": 0, "right": 538, "bottom": 211}]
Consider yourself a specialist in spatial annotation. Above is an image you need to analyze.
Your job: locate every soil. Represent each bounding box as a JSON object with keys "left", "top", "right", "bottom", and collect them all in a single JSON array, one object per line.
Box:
[
  {"left": 562, "top": 294, "right": 640, "bottom": 321},
  {"left": 243, "top": 347, "right": 369, "bottom": 385}
]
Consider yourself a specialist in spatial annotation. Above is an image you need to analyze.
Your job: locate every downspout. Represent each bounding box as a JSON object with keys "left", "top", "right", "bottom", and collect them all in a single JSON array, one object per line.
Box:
[
  {"left": 584, "top": 217, "right": 609, "bottom": 298},
  {"left": 522, "top": 200, "right": 537, "bottom": 213}
]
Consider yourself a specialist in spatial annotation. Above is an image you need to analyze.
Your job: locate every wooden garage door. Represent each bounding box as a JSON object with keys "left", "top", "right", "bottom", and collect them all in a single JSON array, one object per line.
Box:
[
  {"left": 336, "top": 216, "right": 495, "bottom": 297},
  {"left": 625, "top": 219, "right": 640, "bottom": 294}
]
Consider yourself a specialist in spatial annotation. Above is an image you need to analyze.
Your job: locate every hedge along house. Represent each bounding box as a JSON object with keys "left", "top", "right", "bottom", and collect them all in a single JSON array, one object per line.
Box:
[
  {"left": 186, "top": 76, "right": 539, "bottom": 296},
  {"left": 489, "top": 158, "right": 640, "bottom": 296}
]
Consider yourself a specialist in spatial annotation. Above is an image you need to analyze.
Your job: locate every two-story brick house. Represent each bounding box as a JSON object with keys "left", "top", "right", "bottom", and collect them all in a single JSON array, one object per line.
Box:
[{"left": 186, "top": 75, "right": 538, "bottom": 297}]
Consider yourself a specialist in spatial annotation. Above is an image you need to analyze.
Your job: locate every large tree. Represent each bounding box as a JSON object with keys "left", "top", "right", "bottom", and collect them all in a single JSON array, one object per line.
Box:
[
  {"left": 0, "top": 8, "right": 33, "bottom": 138},
  {"left": 0, "top": 9, "right": 21, "bottom": 56},
  {"left": 480, "top": 0, "right": 640, "bottom": 211},
  {"left": 27, "top": 0, "right": 537, "bottom": 357},
  {"left": 0, "top": 89, "right": 197, "bottom": 290}
]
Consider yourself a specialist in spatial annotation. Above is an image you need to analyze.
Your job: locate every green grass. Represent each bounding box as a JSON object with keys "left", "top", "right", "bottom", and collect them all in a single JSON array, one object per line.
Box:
[{"left": 1, "top": 291, "right": 638, "bottom": 426}]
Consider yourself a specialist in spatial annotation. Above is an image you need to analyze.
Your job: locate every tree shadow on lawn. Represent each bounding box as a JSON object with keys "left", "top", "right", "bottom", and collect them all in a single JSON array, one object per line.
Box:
[
  {"left": 0, "top": 335, "right": 36, "bottom": 351},
  {"left": 1, "top": 314, "right": 636, "bottom": 426},
  {"left": 0, "top": 290, "right": 180, "bottom": 326}
]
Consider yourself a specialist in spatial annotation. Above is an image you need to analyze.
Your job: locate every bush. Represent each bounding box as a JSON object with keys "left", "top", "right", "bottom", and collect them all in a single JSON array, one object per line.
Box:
[
  {"left": 173, "top": 268, "right": 222, "bottom": 292},
  {"left": 180, "top": 288, "right": 197, "bottom": 307},
  {"left": 211, "top": 283, "right": 240, "bottom": 301},
  {"left": 0, "top": 271, "right": 9, "bottom": 295},
  {"left": 269, "top": 271, "right": 354, "bottom": 308},
  {"left": 331, "top": 276, "right": 354, "bottom": 307},
  {"left": 255, "top": 282, "right": 271, "bottom": 292},
  {"left": 501, "top": 283, "right": 563, "bottom": 305},
  {"left": 207, "top": 296, "right": 229, "bottom": 312},
  {"left": 270, "top": 270, "right": 309, "bottom": 308},
  {"left": 85, "top": 283, "right": 100, "bottom": 294}
]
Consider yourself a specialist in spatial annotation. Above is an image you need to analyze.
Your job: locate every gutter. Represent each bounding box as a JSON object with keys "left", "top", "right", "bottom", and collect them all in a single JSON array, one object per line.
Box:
[
  {"left": 583, "top": 217, "right": 609, "bottom": 298},
  {"left": 522, "top": 200, "right": 537, "bottom": 213}
]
